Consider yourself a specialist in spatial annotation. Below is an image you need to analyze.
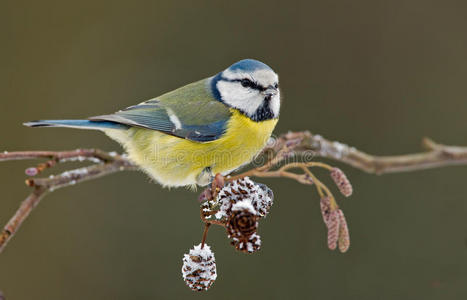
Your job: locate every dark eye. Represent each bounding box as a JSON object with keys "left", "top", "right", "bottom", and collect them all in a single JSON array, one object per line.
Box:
[
  {"left": 241, "top": 79, "right": 253, "bottom": 88},
  {"left": 274, "top": 83, "right": 279, "bottom": 89}
]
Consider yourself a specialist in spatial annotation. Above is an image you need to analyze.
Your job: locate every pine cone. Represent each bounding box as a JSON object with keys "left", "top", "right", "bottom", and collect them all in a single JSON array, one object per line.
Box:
[
  {"left": 214, "top": 177, "right": 273, "bottom": 220},
  {"left": 226, "top": 200, "right": 261, "bottom": 253},
  {"left": 199, "top": 178, "right": 271, "bottom": 254},
  {"left": 200, "top": 194, "right": 220, "bottom": 220},
  {"left": 227, "top": 201, "right": 258, "bottom": 237},
  {"left": 181, "top": 244, "right": 217, "bottom": 291},
  {"left": 253, "top": 183, "right": 274, "bottom": 217},
  {"left": 231, "top": 232, "right": 261, "bottom": 253}
]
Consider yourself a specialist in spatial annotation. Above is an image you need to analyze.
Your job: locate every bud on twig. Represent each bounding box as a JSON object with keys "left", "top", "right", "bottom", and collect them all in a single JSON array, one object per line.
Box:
[
  {"left": 320, "top": 196, "right": 332, "bottom": 226},
  {"left": 337, "top": 209, "right": 350, "bottom": 253},
  {"left": 321, "top": 198, "right": 351, "bottom": 252},
  {"left": 330, "top": 168, "right": 353, "bottom": 197},
  {"left": 198, "top": 188, "right": 212, "bottom": 203},
  {"left": 25, "top": 167, "right": 38, "bottom": 176},
  {"left": 327, "top": 210, "right": 340, "bottom": 250}
]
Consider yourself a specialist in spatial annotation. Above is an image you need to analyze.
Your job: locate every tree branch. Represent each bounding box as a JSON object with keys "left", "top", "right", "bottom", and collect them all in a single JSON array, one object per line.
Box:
[
  {"left": 0, "top": 150, "right": 136, "bottom": 253},
  {"left": 262, "top": 131, "right": 467, "bottom": 174},
  {"left": 1, "top": 131, "right": 467, "bottom": 254}
]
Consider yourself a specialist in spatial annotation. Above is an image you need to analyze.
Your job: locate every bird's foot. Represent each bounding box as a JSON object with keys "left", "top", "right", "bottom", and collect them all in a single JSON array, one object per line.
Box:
[
  {"left": 211, "top": 173, "right": 225, "bottom": 197},
  {"left": 198, "top": 173, "right": 225, "bottom": 202}
]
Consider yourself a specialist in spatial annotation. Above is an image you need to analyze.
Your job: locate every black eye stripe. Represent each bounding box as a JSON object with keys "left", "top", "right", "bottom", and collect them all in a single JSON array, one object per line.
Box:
[
  {"left": 234, "top": 79, "right": 265, "bottom": 91},
  {"left": 219, "top": 76, "right": 272, "bottom": 91}
]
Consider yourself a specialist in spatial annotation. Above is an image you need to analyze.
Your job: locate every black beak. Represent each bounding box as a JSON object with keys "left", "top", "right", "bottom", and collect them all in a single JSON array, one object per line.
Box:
[{"left": 263, "top": 87, "right": 277, "bottom": 101}]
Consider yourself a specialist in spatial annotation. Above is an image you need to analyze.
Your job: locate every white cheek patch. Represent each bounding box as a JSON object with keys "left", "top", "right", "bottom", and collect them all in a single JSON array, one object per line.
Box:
[
  {"left": 269, "top": 92, "right": 281, "bottom": 117},
  {"left": 217, "top": 80, "right": 264, "bottom": 116}
]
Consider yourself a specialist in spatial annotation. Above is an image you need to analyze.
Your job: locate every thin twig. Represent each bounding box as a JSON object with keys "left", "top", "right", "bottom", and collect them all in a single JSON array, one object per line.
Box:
[
  {"left": 0, "top": 149, "right": 118, "bottom": 163},
  {"left": 200, "top": 223, "right": 211, "bottom": 249},
  {"left": 0, "top": 186, "right": 47, "bottom": 253},
  {"left": 260, "top": 131, "right": 467, "bottom": 174},
  {"left": 0, "top": 150, "right": 136, "bottom": 253}
]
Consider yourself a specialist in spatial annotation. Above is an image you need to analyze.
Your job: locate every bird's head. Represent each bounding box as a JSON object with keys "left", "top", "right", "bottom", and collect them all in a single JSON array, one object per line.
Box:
[{"left": 211, "top": 59, "right": 280, "bottom": 122}]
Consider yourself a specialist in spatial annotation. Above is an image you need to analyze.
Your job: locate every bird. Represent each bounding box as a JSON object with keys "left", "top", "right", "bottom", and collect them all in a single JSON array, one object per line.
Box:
[{"left": 24, "top": 59, "right": 281, "bottom": 188}]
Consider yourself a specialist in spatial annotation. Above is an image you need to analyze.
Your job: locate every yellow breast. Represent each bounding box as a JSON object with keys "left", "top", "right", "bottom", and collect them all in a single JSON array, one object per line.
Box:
[
  {"left": 209, "top": 109, "right": 278, "bottom": 174},
  {"left": 106, "top": 109, "right": 278, "bottom": 187}
]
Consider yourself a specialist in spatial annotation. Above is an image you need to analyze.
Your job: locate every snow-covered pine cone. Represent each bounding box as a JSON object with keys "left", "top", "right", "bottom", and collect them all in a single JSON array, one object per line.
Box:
[
  {"left": 231, "top": 232, "right": 261, "bottom": 254},
  {"left": 212, "top": 177, "right": 274, "bottom": 221},
  {"left": 199, "top": 178, "right": 270, "bottom": 254},
  {"left": 253, "top": 183, "right": 274, "bottom": 217},
  {"left": 181, "top": 244, "right": 217, "bottom": 291},
  {"left": 226, "top": 200, "right": 261, "bottom": 253}
]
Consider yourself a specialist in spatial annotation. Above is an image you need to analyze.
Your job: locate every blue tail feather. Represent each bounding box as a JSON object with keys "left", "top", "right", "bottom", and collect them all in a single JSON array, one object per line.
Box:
[{"left": 23, "top": 120, "right": 128, "bottom": 130}]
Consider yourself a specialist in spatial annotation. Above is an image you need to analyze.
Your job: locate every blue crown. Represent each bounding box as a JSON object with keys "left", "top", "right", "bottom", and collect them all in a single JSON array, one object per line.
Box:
[{"left": 228, "top": 59, "right": 272, "bottom": 72}]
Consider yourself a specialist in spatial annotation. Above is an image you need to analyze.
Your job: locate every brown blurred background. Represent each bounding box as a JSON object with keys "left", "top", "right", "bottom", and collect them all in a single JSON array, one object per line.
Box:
[{"left": 1, "top": 0, "right": 467, "bottom": 299}]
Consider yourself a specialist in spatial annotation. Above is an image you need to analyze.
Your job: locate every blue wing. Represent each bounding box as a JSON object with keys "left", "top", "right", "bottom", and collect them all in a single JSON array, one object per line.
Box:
[{"left": 89, "top": 79, "right": 231, "bottom": 142}]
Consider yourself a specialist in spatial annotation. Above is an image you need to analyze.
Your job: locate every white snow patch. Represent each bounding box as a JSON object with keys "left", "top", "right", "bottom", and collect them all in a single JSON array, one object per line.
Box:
[
  {"left": 231, "top": 200, "right": 256, "bottom": 214},
  {"left": 59, "top": 156, "right": 102, "bottom": 163},
  {"left": 60, "top": 167, "right": 90, "bottom": 178}
]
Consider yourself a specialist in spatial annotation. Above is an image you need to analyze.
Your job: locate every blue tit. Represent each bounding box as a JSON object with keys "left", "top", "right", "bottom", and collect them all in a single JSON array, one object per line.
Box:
[{"left": 25, "top": 59, "right": 281, "bottom": 187}]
